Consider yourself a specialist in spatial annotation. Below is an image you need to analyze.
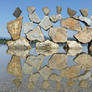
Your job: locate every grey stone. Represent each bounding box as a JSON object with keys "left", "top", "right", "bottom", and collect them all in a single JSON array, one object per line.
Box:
[
  {"left": 80, "top": 8, "right": 88, "bottom": 17},
  {"left": 67, "top": 8, "right": 76, "bottom": 17},
  {"left": 42, "top": 7, "right": 50, "bottom": 16},
  {"left": 29, "top": 12, "right": 40, "bottom": 24},
  {"left": 22, "top": 22, "right": 34, "bottom": 34},
  {"left": 13, "top": 7, "right": 22, "bottom": 18},
  {"left": 39, "top": 16, "right": 52, "bottom": 30},
  {"left": 49, "top": 27, "right": 67, "bottom": 43},
  {"left": 27, "top": 6, "right": 36, "bottom": 14},
  {"left": 26, "top": 26, "right": 45, "bottom": 42},
  {"left": 56, "top": 6, "right": 62, "bottom": 14},
  {"left": 50, "top": 14, "right": 62, "bottom": 23}
]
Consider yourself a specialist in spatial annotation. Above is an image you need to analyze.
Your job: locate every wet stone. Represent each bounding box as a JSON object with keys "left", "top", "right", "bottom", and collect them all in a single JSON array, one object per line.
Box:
[
  {"left": 13, "top": 7, "right": 22, "bottom": 18},
  {"left": 26, "top": 26, "right": 45, "bottom": 42},
  {"left": 39, "top": 16, "right": 52, "bottom": 31},
  {"left": 22, "top": 22, "right": 34, "bottom": 34},
  {"left": 42, "top": 7, "right": 50, "bottom": 16},
  {"left": 56, "top": 6, "right": 62, "bottom": 14},
  {"left": 7, "top": 16, "right": 23, "bottom": 40},
  {"left": 67, "top": 8, "right": 76, "bottom": 17},
  {"left": 27, "top": 6, "right": 36, "bottom": 14},
  {"left": 29, "top": 12, "right": 40, "bottom": 24},
  {"left": 80, "top": 8, "right": 88, "bottom": 17}
]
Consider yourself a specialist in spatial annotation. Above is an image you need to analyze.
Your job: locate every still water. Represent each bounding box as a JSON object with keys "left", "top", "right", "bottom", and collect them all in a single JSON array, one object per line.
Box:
[{"left": 0, "top": 43, "right": 92, "bottom": 92}]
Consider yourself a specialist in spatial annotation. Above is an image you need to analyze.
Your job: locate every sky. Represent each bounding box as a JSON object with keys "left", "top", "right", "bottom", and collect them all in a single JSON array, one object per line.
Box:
[{"left": 0, "top": 0, "right": 92, "bottom": 38}]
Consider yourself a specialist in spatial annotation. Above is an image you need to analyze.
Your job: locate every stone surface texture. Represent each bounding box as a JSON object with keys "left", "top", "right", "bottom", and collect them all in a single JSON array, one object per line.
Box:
[
  {"left": 42, "top": 7, "right": 50, "bottom": 16},
  {"left": 80, "top": 8, "right": 88, "bottom": 17},
  {"left": 27, "top": 6, "right": 36, "bottom": 14},
  {"left": 56, "top": 6, "right": 62, "bottom": 14}
]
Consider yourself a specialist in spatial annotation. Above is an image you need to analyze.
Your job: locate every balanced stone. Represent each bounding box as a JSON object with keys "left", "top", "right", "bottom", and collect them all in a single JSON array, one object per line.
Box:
[
  {"left": 26, "top": 26, "right": 45, "bottom": 42},
  {"left": 7, "top": 16, "right": 23, "bottom": 40},
  {"left": 27, "top": 6, "right": 36, "bottom": 14},
  {"left": 22, "top": 22, "right": 34, "bottom": 34},
  {"left": 61, "top": 18, "right": 82, "bottom": 31},
  {"left": 49, "top": 27, "right": 67, "bottom": 43},
  {"left": 29, "top": 12, "right": 40, "bottom": 24},
  {"left": 56, "top": 6, "right": 62, "bottom": 14},
  {"left": 42, "top": 7, "right": 50, "bottom": 16},
  {"left": 88, "top": 41, "right": 92, "bottom": 56},
  {"left": 74, "top": 28, "right": 92, "bottom": 43},
  {"left": 7, "top": 37, "right": 31, "bottom": 50},
  {"left": 50, "top": 14, "right": 62, "bottom": 23},
  {"left": 80, "top": 8, "right": 88, "bottom": 17},
  {"left": 13, "top": 7, "right": 22, "bottom": 18},
  {"left": 39, "top": 16, "right": 52, "bottom": 30},
  {"left": 67, "top": 8, "right": 76, "bottom": 17}
]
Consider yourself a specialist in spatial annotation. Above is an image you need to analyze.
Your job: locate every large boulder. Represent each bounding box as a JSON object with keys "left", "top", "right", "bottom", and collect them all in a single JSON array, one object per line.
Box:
[
  {"left": 7, "top": 16, "right": 23, "bottom": 40},
  {"left": 26, "top": 26, "right": 45, "bottom": 42},
  {"left": 80, "top": 8, "right": 88, "bottom": 17},
  {"left": 61, "top": 18, "right": 82, "bottom": 31},
  {"left": 36, "top": 40, "right": 59, "bottom": 56},
  {"left": 39, "top": 16, "right": 52, "bottom": 31},
  {"left": 74, "top": 27, "right": 92, "bottom": 43},
  {"left": 42, "top": 7, "right": 50, "bottom": 16},
  {"left": 49, "top": 27, "right": 67, "bottom": 43},
  {"left": 7, "top": 37, "right": 31, "bottom": 50}
]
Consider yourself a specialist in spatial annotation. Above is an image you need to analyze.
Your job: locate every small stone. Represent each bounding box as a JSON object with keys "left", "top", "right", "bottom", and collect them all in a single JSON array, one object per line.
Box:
[
  {"left": 61, "top": 18, "right": 82, "bottom": 31},
  {"left": 7, "top": 37, "right": 31, "bottom": 50},
  {"left": 42, "top": 7, "right": 50, "bottom": 16},
  {"left": 56, "top": 6, "right": 62, "bottom": 14},
  {"left": 56, "top": 82, "right": 61, "bottom": 91},
  {"left": 22, "top": 22, "right": 34, "bottom": 34},
  {"left": 26, "top": 55, "right": 44, "bottom": 70},
  {"left": 7, "top": 16, "right": 23, "bottom": 40},
  {"left": 49, "top": 27, "right": 67, "bottom": 43},
  {"left": 49, "top": 54, "right": 67, "bottom": 70},
  {"left": 42, "top": 80, "right": 50, "bottom": 89},
  {"left": 29, "top": 12, "right": 40, "bottom": 24},
  {"left": 27, "top": 81, "right": 34, "bottom": 89},
  {"left": 39, "top": 16, "right": 52, "bottom": 31},
  {"left": 26, "top": 26, "right": 45, "bottom": 42},
  {"left": 13, "top": 7, "right": 22, "bottom": 18},
  {"left": 80, "top": 8, "right": 88, "bottom": 17},
  {"left": 27, "top": 6, "right": 36, "bottom": 14},
  {"left": 89, "top": 43, "right": 92, "bottom": 56},
  {"left": 74, "top": 28, "right": 92, "bottom": 43},
  {"left": 74, "top": 53, "right": 92, "bottom": 70},
  {"left": 67, "top": 8, "right": 76, "bottom": 17},
  {"left": 79, "top": 80, "right": 88, "bottom": 88}
]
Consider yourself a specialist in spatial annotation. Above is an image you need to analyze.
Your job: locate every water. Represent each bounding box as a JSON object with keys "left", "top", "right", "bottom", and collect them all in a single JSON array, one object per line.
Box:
[{"left": 0, "top": 44, "right": 92, "bottom": 92}]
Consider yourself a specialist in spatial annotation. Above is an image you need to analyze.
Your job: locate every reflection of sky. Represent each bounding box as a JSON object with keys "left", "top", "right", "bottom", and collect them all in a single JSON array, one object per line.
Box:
[{"left": 0, "top": 0, "right": 92, "bottom": 38}]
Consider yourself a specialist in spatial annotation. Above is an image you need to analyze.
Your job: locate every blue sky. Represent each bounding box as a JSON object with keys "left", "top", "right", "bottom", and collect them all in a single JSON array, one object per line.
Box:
[{"left": 0, "top": 0, "right": 92, "bottom": 38}]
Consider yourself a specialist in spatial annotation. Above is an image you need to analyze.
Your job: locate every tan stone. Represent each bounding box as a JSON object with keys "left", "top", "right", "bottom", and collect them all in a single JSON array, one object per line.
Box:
[
  {"left": 61, "top": 18, "right": 82, "bottom": 31},
  {"left": 49, "top": 27, "right": 67, "bottom": 43},
  {"left": 27, "top": 6, "right": 36, "bottom": 14},
  {"left": 56, "top": 6, "right": 62, "bottom": 14},
  {"left": 80, "top": 8, "right": 88, "bottom": 17},
  {"left": 74, "top": 53, "right": 92, "bottom": 70},
  {"left": 42, "top": 7, "right": 50, "bottom": 16},
  {"left": 7, "top": 16, "right": 23, "bottom": 40},
  {"left": 79, "top": 80, "right": 88, "bottom": 88},
  {"left": 49, "top": 54, "right": 67, "bottom": 70},
  {"left": 56, "top": 82, "right": 61, "bottom": 91},
  {"left": 7, "top": 55, "right": 22, "bottom": 80},
  {"left": 42, "top": 80, "right": 50, "bottom": 89}
]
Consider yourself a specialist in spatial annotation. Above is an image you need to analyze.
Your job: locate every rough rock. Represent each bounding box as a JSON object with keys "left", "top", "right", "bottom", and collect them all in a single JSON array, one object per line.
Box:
[
  {"left": 39, "top": 16, "right": 52, "bottom": 31},
  {"left": 42, "top": 7, "right": 50, "bottom": 16},
  {"left": 79, "top": 80, "right": 88, "bottom": 88},
  {"left": 74, "top": 28, "right": 92, "bottom": 43},
  {"left": 42, "top": 80, "right": 50, "bottom": 89},
  {"left": 74, "top": 53, "right": 92, "bottom": 70},
  {"left": 67, "top": 8, "right": 76, "bottom": 17},
  {"left": 49, "top": 54, "right": 67, "bottom": 70},
  {"left": 26, "top": 26, "right": 45, "bottom": 42},
  {"left": 29, "top": 12, "right": 40, "bottom": 24},
  {"left": 49, "top": 27, "right": 67, "bottom": 43},
  {"left": 80, "top": 8, "right": 88, "bottom": 17},
  {"left": 39, "top": 66, "right": 52, "bottom": 80},
  {"left": 25, "top": 55, "right": 44, "bottom": 70},
  {"left": 22, "top": 22, "right": 34, "bottom": 34},
  {"left": 7, "top": 56, "right": 22, "bottom": 79},
  {"left": 56, "top": 82, "right": 61, "bottom": 91},
  {"left": 27, "top": 6, "right": 36, "bottom": 14},
  {"left": 27, "top": 81, "right": 34, "bottom": 89},
  {"left": 36, "top": 40, "right": 59, "bottom": 56},
  {"left": 7, "top": 48, "right": 30, "bottom": 58},
  {"left": 61, "top": 18, "right": 82, "bottom": 31},
  {"left": 7, "top": 16, "right": 23, "bottom": 40},
  {"left": 23, "top": 63, "right": 33, "bottom": 74},
  {"left": 50, "top": 14, "right": 62, "bottom": 23},
  {"left": 13, "top": 7, "right": 22, "bottom": 18},
  {"left": 56, "top": 6, "right": 62, "bottom": 14},
  {"left": 7, "top": 37, "right": 31, "bottom": 50}
]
